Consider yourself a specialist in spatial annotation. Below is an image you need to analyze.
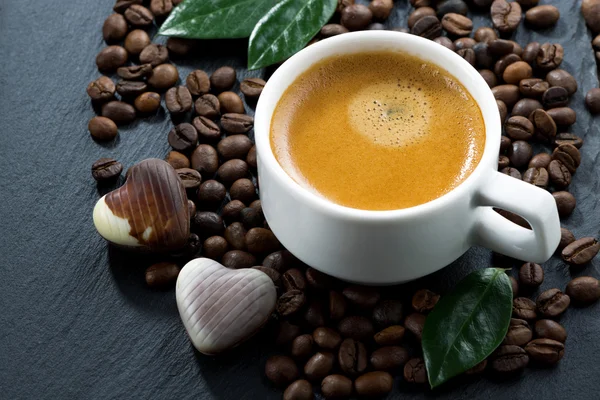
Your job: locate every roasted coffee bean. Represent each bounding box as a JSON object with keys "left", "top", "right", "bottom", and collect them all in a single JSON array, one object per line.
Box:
[
  {"left": 491, "top": 0, "right": 522, "bottom": 33},
  {"left": 230, "top": 179, "right": 256, "bottom": 204},
  {"left": 519, "top": 262, "right": 544, "bottom": 287},
  {"left": 491, "top": 345, "right": 529, "bottom": 372},
  {"left": 166, "top": 37, "right": 195, "bottom": 56},
  {"left": 586, "top": 88, "right": 600, "bottom": 114},
  {"left": 374, "top": 325, "right": 405, "bottom": 346},
  {"left": 535, "top": 319, "right": 567, "bottom": 342},
  {"left": 320, "top": 23, "right": 350, "bottom": 39},
  {"left": 165, "top": 151, "right": 190, "bottom": 170},
  {"left": 355, "top": 371, "right": 393, "bottom": 397},
  {"left": 454, "top": 37, "right": 476, "bottom": 50},
  {"left": 210, "top": 66, "right": 236, "bottom": 92},
  {"left": 304, "top": 268, "right": 331, "bottom": 291},
  {"left": 403, "top": 358, "right": 427, "bottom": 384},
  {"left": 217, "top": 159, "right": 248, "bottom": 185},
  {"left": 411, "top": 15, "right": 442, "bottom": 39},
  {"left": 530, "top": 109, "right": 557, "bottom": 141},
  {"left": 246, "top": 228, "right": 279, "bottom": 254},
  {"left": 510, "top": 276, "right": 519, "bottom": 297},
  {"left": 191, "top": 211, "right": 224, "bottom": 237},
  {"left": 503, "top": 61, "right": 532, "bottom": 85},
  {"left": 473, "top": 43, "right": 493, "bottom": 69},
  {"left": 139, "top": 44, "right": 169, "bottom": 67},
  {"left": 489, "top": 39, "right": 513, "bottom": 56},
  {"left": 283, "top": 268, "right": 307, "bottom": 291},
  {"left": 176, "top": 168, "right": 202, "bottom": 190},
  {"left": 404, "top": 313, "right": 426, "bottom": 341},
  {"left": 408, "top": 7, "right": 436, "bottom": 29},
  {"left": 168, "top": 123, "right": 197, "bottom": 152},
  {"left": 220, "top": 200, "right": 245, "bottom": 224},
  {"left": 494, "top": 54, "right": 521, "bottom": 78},
  {"left": 525, "top": 5, "right": 559, "bottom": 29},
  {"left": 411, "top": 289, "right": 440, "bottom": 313},
  {"left": 522, "top": 41, "right": 541, "bottom": 64},
  {"left": 218, "top": 91, "right": 245, "bottom": 114},
  {"left": 342, "top": 285, "right": 380, "bottom": 309},
  {"left": 497, "top": 100, "right": 508, "bottom": 122},
  {"left": 341, "top": 4, "right": 373, "bottom": 31},
  {"left": 145, "top": 262, "right": 179, "bottom": 288},
  {"left": 265, "top": 355, "right": 299, "bottom": 387},
  {"left": 558, "top": 228, "right": 576, "bottom": 252},
  {"left": 433, "top": 36, "right": 455, "bottom": 50},
  {"left": 103, "top": 13, "right": 128, "bottom": 43},
  {"left": 537, "top": 288, "right": 570, "bottom": 318},
  {"left": 457, "top": 48, "right": 476, "bottom": 66},
  {"left": 240, "top": 206, "right": 264, "bottom": 229},
  {"left": 221, "top": 113, "right": 254, "bottom": 134},
  {"left": 195, "top": 94, "right": 220, "bottom": 119},
  {"left": 510, "top": 40, "right": 523, "bottom": 55},
  {"left": 275, "top": 321, "right": 302, "bottom": 346},
  {"left": 566, "top": 276, "right": 600, "bottom": 304},
  {"left": 371, "top": 299, "right": 403, "bottom": 328},
  {"left": 338, "top": 316, "right": 374, "bottom": 341},
  {"left": 516, "top": 98, "right": 544, "bottom": 117},
  {"left": 202, "top": 236, "right": 229, "bottom": 260},
  {"left": 304, "top": 300, "right": 326, "bottom": 328},
  {"left": 191, "top": 144, "right": 219, "bottom": 177},
  {"left": 513, "top": 297, "right": 537, "bottom": 320},
  {"left": 148, "top": 64, "right": 179, "bottom": 90},
  {"left": 96, "top": 46, "right": 128, "bottom": 71},
  {"left": 218, "top": 135, "right": 253, "bottom": 160},
  {"left": 582, "top": 0, "right": 600, "bottom": 32},
  {"left": 474, "top": 27, "right": 497, "bottom": 43},
  {"left": 92, "top": 158, "right": 122, "bottom": 181},
  {"left": 548, "top": 160, "right": 571, "bottom": 189},
  {"left": 116, "top": 80, "right": 147, "bottom": 97},
  {"left": 150, "top": 0, "right": 173, "bottom": 17},
  {"left": 528, "top": 153, "right": 551, "bottom": 169},
  {"left": 370, "top": 346, "right": 409, "bottom": 370},
  {"left": 465, "top": 360, "right": 488, "bottom": 375},
  {"left": 329, "top": 291, "right": 347, "bottom": 321},
  {"left": 240, "top": 78, "right": 266, "bottom": 99},
  {"left": 547, "top": 107, "right": 576, "bottom": 127},
  {"left": 437, "top": 0, "right": 468, "bottom": 18},
  {"left": 124, "top": 4, "right": 153, "bottom": 26},
  {"left": 192, "top": 116, "right": 220, "bottom": 142},
  {"left": 525, "top": 338, "right": 564, "bottom": 364},
  {"left": 197, "top": 180, "right": 226, "bottom": 208},
  {"left": 537, "top": 43, "right": 564, "bottom": 71},
  {"left": 313, "top": 327, "right": 341, "bottom": 351},
  {"left": 124, "top": 29, "right": 150, "bottom": 55},
  {"left": 168, "top": 233, "right": 200, "bottom": 259},
  {"left": 503, "top": 318, "right": 532, "bottom": 346},
  {"left": 88, "top": 116, "right": 118, "bottom": 141},
  {"left": 552, "top": 191, "right": 576, "bottom": 218},
  {"left": 87, "top": 76, "right": 116, "bottom": 102},
  {"left": 441, "top": 13, "right": 472, "bottom": 36},
  {"left": 520, "top": 78, "right": 549, "bottom": 98},
  {"left": 546, "top": 69, "right": 577, "bottom": 96},
  {"left": 304, "top": 352, "right": 334, "bottom": 381},
  {"left": 498, "top": 155, "right": 510, "bottom": 169},
  {"left": 221, "top": 250, "right": 256, "bottom": 269},
  {"left": 369, "top": 0, "right": 393, "bottom": 20},
  {"left": 492, "top": 85, "right": 520, "bottom": 108},
  {"left": 321, "top": 375, "right": 352, "bottom": 399},
  {"left": 224, "top": 222, "right": 247, "bottom": 250},
  {"left": 542, "top": 86, "right": 569, "bottom": 109},
  {"left": 505, "top": 116, "right": 534, "bottom": 141},
  {"left": 480, "top": 69, "right": 497, "bottom": 88},
  {"left": 253, "top": 266, "right": 280, "bottom": 283},
  {"left": 562, "top": 237, "right": 600, "bottom": 265},
  {"left": 290, "top": 334, "right": 314, "bottom": 360},
  {"left": 117, "top": 64, "right": 152, "bottom": 81},
  {"left": 185, "top": 70, "right": 210, "bottom": 96},
  {"left": 522, "top": 167, "right": 548, "bottom": 188},
  {"left": 338, "top": 338, "right": 367, "bottom": 375},
  {"left": 101, "top": 101, "right": 136, "bottom": 125},
  {"left": 508, "top": 141, "right": 533, "bottom": 169}
]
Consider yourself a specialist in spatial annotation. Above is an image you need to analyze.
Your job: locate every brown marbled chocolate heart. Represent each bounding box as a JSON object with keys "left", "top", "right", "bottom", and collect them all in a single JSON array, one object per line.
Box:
[{"left": 93, "top": 158, "right": 190, "bottom": 252}]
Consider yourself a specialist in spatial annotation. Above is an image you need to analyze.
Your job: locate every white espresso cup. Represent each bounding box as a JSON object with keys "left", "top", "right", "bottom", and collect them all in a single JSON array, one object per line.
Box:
[{"left": 254, "top": 31, "right": 561, "bottom": 284}]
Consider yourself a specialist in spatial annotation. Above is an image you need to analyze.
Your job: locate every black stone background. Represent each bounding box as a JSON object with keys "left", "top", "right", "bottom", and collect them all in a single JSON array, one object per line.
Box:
[{"left": 0, "top": 0, "right": 599, "bottom": 399}]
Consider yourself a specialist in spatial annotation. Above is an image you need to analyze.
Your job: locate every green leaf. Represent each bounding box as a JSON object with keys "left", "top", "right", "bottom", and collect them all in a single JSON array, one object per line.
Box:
[
  {"left": 247, "top": 0, "right": 337, "bottom": 70},
  {"left": 422, "top": 268, "right": 513, "bottom": 389},
  {"left": 158, "top": 0, "right": 279, "bottom": 39}
]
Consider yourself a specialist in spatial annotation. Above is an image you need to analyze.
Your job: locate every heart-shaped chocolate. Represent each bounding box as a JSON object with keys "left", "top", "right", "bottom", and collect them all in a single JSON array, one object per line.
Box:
[
  {"left": 93, "top": 158, "right": 190, "bottom": 252},
  {"left": 176, "top": 258, "right": 277, "bottom": 355}
]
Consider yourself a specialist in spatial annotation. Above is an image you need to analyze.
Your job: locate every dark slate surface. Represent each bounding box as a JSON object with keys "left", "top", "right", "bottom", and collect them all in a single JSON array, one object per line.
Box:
[{"left": 0, "top": 0, "right": 599, "bottom": 399}]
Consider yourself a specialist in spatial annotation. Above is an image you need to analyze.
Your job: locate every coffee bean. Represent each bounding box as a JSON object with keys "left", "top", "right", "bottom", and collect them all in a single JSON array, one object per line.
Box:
[
  {"left": 169, "top": 233, "right": 201, "bottom": 259},
  {"left": 218, "top": 92, "right": 245, "bottom": 114},
  {"left": 321, "top": 375, "right": 352, "bottom": 399},
  {"left": 582, "top": 0, "right": 600, "bottom": 32},
  {"left": 408, "top": 7, "right": 436, "bottom": 29},
  {"left": 191, "top": 116, "right": 220, "bottom": 142},
  {"left": 371, "top": 299, "right": 403, "bottom": 329},
  {"left": 145, "top": 262, "right": 179, "bottom": 288},
  {"left": 304, "top": 300, "right": 327, "bottom": 328},
  {"left": 167, "top": 37, "right": 195, "bottom": 56},
  {"left": 197, "top": 180, "right": 226, "bottom": 208},
  {"left": 497, "top": 156, "right": 509, "bottom": 170},
  {"left": 150, "top": 0, "right": 173, "bottom": 17},
  {"left": 374, "top": 325, "right": 405, "bottom": 346},
  {"left": 246, "top": 227, "right": 279, "bottom": 255},
  {"left": 433, "top": 36, "right": 455, "bottom": 50},
  {"left": 497, "top": 100, "right": 508, "bottom": 122},
  {"left": 124, "top": 4, "right": 153, "bottom": 26},
  {"left": 304, "top": 352, "right": 334, "bottom": 381},
  {"left": 96, "top": 46, "right": 128, "bottom": 71},
  {"left": 185, "top": 70, "right": 210, "bottom": 96},
  {"left": 456, "top": 39, "right": 477, "bottom": 52},
  {"left": 411, "top": 289, "right": 440, "bottom": 313},
  {"left": 528, "top": 153, "right": 551, "bottom": 169},
  {"left": 341, "top": 4, "right": 373, "bottom": 30},
  {"left": 522, "top": 41, "right": 541, "bottom": 64},
  {"left": 480, "top": 69, "right": 497, "bottom": 88},
  {"left": 542, "top": 87, "right": 569, "bottom": 109},
  {"left": 290, "top": 334, "right": 314, "bottom": 360},
  {"left": 168, "top": 123, "right": 197, "bottom": 152},
  {"left": 263, "top": 250, "right": 295, "bottom": 273},
  {"left": 148, "top": 64, "right": 179, "bottom": 90},
  {"left": 548, "top": 160, "right": 571, "bottom": 189},
  {"left": 403, "top": 358, "right": 427, "bottom": 384},
  {"left": 311, "top": 327, "right": 340, "bottom": 351},
  {"left": 195, "top": 94, "right": 220, "bottom": 119},
  {"left": 88, "top": 116, "right": 118, "bottom": 141},
  {"left": 124, "top": 29, "right": 150, "bottom": 55},
  {"left": 217, "top": 159, "right": 248, "bottom": 186},
  {"left": 139, "top": 44, "right": 169, "bottom": 67},
  {"left": 503, "top": 318, "right": 532, "bottom": 346},
  {"left": 494, "top": 53, "right": 521, "bottom": 78},
  {"left": 370, "top": 346, "right": 409, "bottom": 370},
  {"left": 117, "top": 64, "right": 153, "bottom": 81},
  {"left": 411, "top": 15, "right": 442, "bottom": 39},
  {"left": 337, "top": 338, "right": 367, "bottom": 375},
  {"left": 525, "top": 338, "right": 564, "bottom": 364},
  {"left": 92, "top": 158, "right": 123, "bottom": 181},
  {"left": 369, "top": 0, "right": 393, "bottom": 20},
  {"left": 510, "top": 276, "right": 519, "bottom": 297},
  {"left": 355, "top": 371, "right": 393, "bottom": 396},
  {"left": 489, "top": 39, "right": 514, "bottom": 56},
  {"left": 585, "top": 88, "right": 600, "bottom": 114},
  {"left": 240, "top": 78, "right": 266, "bottom": 99},
  {"left": 187, "top": 199, "right": 196, "bottom": 217},
  {"left": 221, "top": 250, "right": 256, "bottom": 269},
  {"left": 547, "top": 107, "right": 576, "bottom": 127},
  {"left": 329, "top": 291, "right": 347, "bottom": 321},
  {"left": 473, "top": 43, "right": 493, "bottom": 69},
  {"left": 176, "top": 168, "right": 202, "bottom": 190},
  {"left": 224, "top": 222, "right": 247, "bottom": 250},
  {"left": 522, "top": 167, "right": 548, "bottom": 188},
  {"left": 221, "top": 200, "right": 245, "bottom": 224},
  {"left": 165, "top": 151, "right": 190, "bottom": 170},
  {"left": 520, "top": 78, "right": 549, "bottom": 98},
  {"left": 513, "top": 297, "right": 537, "bottom": 320},
  {"left": 491, "top": 0, "right": 522, "bottom": 33},
  {"left": 537, "top": 43, "right": 564, "bottom": 71},
  {"left": 525, "top": 5, "right": 559, "bottom": 29},
  {"left": 275, "top": 321, "right": 302, "bottom": 346},
  {"left": 437, "top": 0, "right": 468, "bottom": 18},
  {"left": 519, "top": 262, "right": 544, "bottom": 287},
  {"left": 465, "top": 359, "right": 488, "bottom": 375},
  {"left": 191, "top": 144, "right": 219, "bottom": 177},
  {"left": 492, "top": 84, "right": 520, "bottom": 108},
  {"left": 562, "top": 237, "right": 600, "bottom": 265},
  {"left": 503, "top": 61, "right": 532, "bottom": 85},
  {"left": 116, "top": 80, "right": 147, "bottom": 97},
  {"left": 240, "top": 206, "right": 264, "bottom": 229},
  {"left": 545, "top": 69, "right": 577, "bottom": 96},
  {"left": 338, "top": 316, "right": 374, "bottom": 341},
  {"left": 505, "top": 116, "right": 534, "bottom": 141},
  {"left": 537, "top": 288, "right": 570, "bottom": 318},
  {"left": 511, "top": 40, "right": 523, "bottom": 55},
  {"left": 283, "top": 268, "right": 307, "bottom": 291},
  {"left": 491, "top": 345, "right": 529, "bottom": 372},
  {"left": 210, "top": 66, "right": 236, "bottom": 92},
  {"left": 474, "top": 27, "right": 497, "bottom": 43},
  {"left": 342, "top": 285, "right": 380, "bottom": 309},
  {"left": 566, "top": 276, "right": 600, "bottom": 304},
  {"left": 457, "top": 48, "right": 476, "bottom": 67},
  {"left": 191, "top": 211, "right": 224, "bottom": 237},
  {"left": 508, "top": 141, "right": 533, "bottom": 169},
  {"left": 230, "top": 178, "right": 256, "bottom": 204},
  {"left": 535, "top": 319, "right": 567, "bottom": 342},
  {"left": 103, "top": 13, "right": 128, "bottom": 43},
  {"left": 202, "top": 236, "right": 229, "bottom": 260},
  {"left": 87, "top": 76, "right": 116, "bottom": 102},
  {"left": 101, "top": 101, "right": 136, "bottom": 125},
  {"left": 530, "top": 109, "right": 557, "bottom": 141},
  {"left": 253, "top": 266, "right": 280, "bottom": 283},
  {"left": 265, "top": 355, "right": 299, "bottom": 387},
  {"left": 552, "top": 191, "right": 576, "bottom": 218},
  {"left": 250, "top": 199, "right": 262, "bottom": 210},
  {"left": 557, "top": 228, "right": 576, "bottom": 252},
  {"left": 218, "top": 135, "right": 253, "bottom": 160},
  {"left": 221, "top": 114, "right": 254, "bottom": 135},
  {"left": 404, "top": 313, "right": 426, "bottom": 341},
  {"left": 441, "top": 13, "right": 472, "bottom": 36}
]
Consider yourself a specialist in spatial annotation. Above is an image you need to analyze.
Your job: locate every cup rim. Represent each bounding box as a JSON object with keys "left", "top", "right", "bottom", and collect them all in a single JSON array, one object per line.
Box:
[{"left": 255, "top": 31, "right": 500, "bottom": 221}]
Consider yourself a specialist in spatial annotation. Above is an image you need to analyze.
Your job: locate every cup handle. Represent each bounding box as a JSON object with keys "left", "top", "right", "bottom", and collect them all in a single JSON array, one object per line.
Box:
[{"left": 472, "top": 171, "right": 561, "bottom": 263}]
